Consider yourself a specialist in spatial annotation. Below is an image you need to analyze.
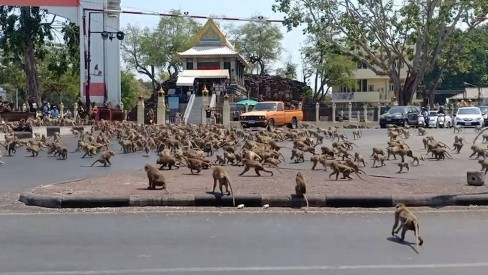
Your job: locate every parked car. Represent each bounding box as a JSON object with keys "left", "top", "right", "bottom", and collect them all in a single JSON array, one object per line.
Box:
[
  {"left": 477, "top": 106, "right": 488, "bottom": 126},
  {"left": 379, "top": 106, "right": 422, "bottom": 128},
  {"left": 428, "top": 110, "right": 452, "bottom": 128},
  {"left": 454, "top": 107, "right": 484, "bottom": 127},
  {"left": 239, "top": 101, "right": 304, "bottom": 130}
]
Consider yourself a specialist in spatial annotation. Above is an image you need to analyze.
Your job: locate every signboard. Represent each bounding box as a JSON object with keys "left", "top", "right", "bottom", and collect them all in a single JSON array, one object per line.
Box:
[{"left": 167, "top": 95, "right": 180, "bottom": 111}]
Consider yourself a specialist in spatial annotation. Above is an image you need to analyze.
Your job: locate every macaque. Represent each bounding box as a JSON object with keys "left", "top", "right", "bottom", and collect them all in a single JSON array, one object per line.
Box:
[
  {"left": 211, "top": 166, "right": 235, "bottom": 207},
  {"left": 392, "top": 203, "right": 424, "bottom": 252},
  {"left": 397, "top": 162, "right": 409, "bottom": 173},
  {"left": 144, "top": 164, "right": 167, "bottom": 190},
  {"left": 90, "top": 150, "right": 115, "bottom": 167},
  {"left": 239, "top": 159, "right": 274, "bottom": 176},
  {"left": 295, "top": 172, "right": 309, "bottom": 212}
]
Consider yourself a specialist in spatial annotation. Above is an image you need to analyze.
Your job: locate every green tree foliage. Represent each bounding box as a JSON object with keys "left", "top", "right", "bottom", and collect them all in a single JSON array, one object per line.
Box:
[
  {"left": 301, "top": 36, "right": 356, "bottom": 102},
  {"left": 273, "top": 0, "right": 488, "bottom": 106},
  {"left": 121, "top": 70, "right": 147, "bottom": 111},
  {"left": 276, "top": 57, "right": 298, "bottom": 79},
  {"left": 228, "top": 21, "right": 283, "bottom": 75},
  {"left": 121, "top": 10, "right": 200, "bottom": 93},
  {"left": 0, "top": 6, "right": 55, "bottom": 103}
]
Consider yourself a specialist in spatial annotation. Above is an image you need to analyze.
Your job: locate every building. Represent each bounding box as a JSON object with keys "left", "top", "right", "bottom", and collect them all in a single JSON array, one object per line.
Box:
[
  {"left": 176, "top": 19, "right": 248, "bottom": 97},
  {"left": 447, "top": 87, "right": 488, "bottom": 106},
  {"left": 331, "top": 61, "right": 408, "bottom": 107}
]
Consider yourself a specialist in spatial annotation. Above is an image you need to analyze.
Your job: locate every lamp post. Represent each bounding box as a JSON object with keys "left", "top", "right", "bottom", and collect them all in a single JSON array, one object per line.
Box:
[{"left": 464, "top": 82, "right": 481, "bottom": 106}]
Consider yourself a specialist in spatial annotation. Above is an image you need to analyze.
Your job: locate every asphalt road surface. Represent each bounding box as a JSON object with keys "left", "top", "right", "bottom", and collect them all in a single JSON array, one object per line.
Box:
[
  {"left": 1, "top": 127, "right": 482, "bottom": 195},
  {"left": 0, "top": 209, "right": 488, "bottom": 275}
]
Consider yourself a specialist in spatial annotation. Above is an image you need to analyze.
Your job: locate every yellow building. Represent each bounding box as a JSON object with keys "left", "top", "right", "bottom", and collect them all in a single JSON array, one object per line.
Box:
[{"left": 331, "top": 61, "right": 410, "bottom": 106}]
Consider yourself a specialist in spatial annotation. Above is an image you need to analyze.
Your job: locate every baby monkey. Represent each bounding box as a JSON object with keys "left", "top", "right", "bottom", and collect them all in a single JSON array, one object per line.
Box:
[
  {"left": 295, "top": 172, "right": 309, "bottom": 213},
  {"left": 397, "top": 162, "right": 409, "bottom": 173}
]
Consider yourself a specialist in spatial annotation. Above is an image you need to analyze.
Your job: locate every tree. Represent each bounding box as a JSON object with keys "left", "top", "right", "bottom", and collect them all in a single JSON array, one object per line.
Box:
[
  {"left": 228, "top": 21, "right": 283, "bottom": 75},
  {"left": 121, "top": 70, "right": 147, "bottom": 111},
  {"left": 0, "top": 6, "right": 55, "bottom": 104},
  {"left": 273, "top": 0, "right": 488, "bottom": 106},
  {"left": 121, "top": 10, "right": 200, "bottom": 94},
  {"left": 276, "top": 57, "right": 298, "bottom": 79},
  {"left": 301, "top": 36, "right": 357, "bottom": 102}
]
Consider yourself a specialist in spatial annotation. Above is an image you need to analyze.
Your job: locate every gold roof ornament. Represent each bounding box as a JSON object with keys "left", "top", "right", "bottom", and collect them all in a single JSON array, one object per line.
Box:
[
  {"left": 158, "top": 88, "right": 165, "bottom": 97},
  {"left": 223, "top": 93, "right": 229, "bottom": 100},
  {"left": 202, "top": 85, "right": 209, "bottom": 96},
  {"left": 138, "top": 94, "right": 144, "bottom": 101}
]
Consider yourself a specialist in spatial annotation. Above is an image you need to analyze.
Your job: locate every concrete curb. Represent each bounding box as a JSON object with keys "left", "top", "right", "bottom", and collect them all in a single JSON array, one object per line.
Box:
[{"left": 19, "top": 192, "right": 488, "bottom": 209}]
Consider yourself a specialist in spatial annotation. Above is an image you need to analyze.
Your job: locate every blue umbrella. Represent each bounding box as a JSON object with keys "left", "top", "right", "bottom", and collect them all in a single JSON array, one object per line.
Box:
[{"left": 236, "top": 99, "right": 258, "bottom": 106}]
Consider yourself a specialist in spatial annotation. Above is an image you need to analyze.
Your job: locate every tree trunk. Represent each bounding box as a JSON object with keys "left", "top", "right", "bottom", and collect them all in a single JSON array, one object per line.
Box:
[
  {"left": 22, "top": 40, "right": 40, "bottom": 105},
  {"left": 258, "top": 61, "right": 265, "bottom": 76},
  {"left": 399, "top": 73, "right": 418, "bottom": 106}
]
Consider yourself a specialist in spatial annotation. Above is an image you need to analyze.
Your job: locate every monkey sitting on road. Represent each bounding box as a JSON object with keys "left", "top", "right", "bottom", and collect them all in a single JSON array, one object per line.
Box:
[
  {"left": 144, "top": 164, "right": 167, "bottom": 190},
  {"left": 397, "top": 162, "right": 409, "bottom": 173},
  {"left": 295, "top": 172, "right": 309, "bottom": 213},
  {"left": 392, "top": 203, "right": 424, "bottom": 253},
  {"left": 90, "top": 150, "right": 115, "bottom": 167},
  {"left": 211, "top": 166, "right": 235, "bottom": 207}
]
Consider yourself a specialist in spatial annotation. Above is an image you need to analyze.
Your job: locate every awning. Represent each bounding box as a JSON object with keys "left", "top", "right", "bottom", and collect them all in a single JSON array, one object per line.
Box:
[
  {"left": 176, "top": 76, "right": 196, "bottom": 87},
  {"left": 179, "top": 69, "right": 230, "bottom": 79}
]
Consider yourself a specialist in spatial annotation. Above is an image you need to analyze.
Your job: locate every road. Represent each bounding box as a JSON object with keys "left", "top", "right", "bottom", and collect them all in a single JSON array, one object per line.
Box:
[{"left": 0, "top": 209, "right": 487, "bottom": 274}]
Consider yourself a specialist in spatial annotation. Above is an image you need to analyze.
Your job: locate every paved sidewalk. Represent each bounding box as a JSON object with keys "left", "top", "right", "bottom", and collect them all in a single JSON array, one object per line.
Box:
[{"left": 20, "top": 162, "right": 488, "bottom": 208}]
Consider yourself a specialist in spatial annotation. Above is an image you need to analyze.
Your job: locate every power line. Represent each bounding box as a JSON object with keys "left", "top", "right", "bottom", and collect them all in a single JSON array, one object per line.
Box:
[{"left": 83, "top": 8, "right": 285, "bottom": 23}]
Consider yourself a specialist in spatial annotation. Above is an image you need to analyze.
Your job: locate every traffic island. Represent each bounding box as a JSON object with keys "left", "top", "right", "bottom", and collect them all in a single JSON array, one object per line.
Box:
[{"left": 19, "top": 164, "right": 488, "bottom": 209}]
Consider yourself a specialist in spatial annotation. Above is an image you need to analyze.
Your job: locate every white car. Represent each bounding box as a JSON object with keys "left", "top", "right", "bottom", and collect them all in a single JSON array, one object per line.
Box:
[
  {"left": 428, "top": 111, "right": 452, "bottom": 128},
  {"left": 454, "top": 107, "right": 484, "bottom": 127}
]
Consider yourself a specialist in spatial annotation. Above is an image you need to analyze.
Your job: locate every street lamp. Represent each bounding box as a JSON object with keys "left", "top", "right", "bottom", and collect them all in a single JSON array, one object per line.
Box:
[{"left": 464, "top": 82, "right": 481, "bottom": 106}]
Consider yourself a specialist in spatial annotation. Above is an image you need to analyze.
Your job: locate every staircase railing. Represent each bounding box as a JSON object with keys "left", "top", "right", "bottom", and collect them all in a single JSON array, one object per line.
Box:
[{"left": 183, "top": 93, "right": 195, "bottom": 124}]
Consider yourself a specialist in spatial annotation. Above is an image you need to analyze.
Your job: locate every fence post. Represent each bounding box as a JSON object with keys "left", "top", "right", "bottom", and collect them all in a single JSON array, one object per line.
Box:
[
  {"left": 201, "top": 86, "right": 209, "bottom": 125},
  {"left": 73, "top": 102, "right": 78, "bottom": 118},
  {"left": 223, "top": 93, "right": 230, "bottom": 127},
  {"left": 137, "top": 95, "right": 145, "bottom": 125},
  {"left": 157, "top": 88, "right": 166, "bottom": 125},
  {"left": 332, "top": 103, "right": 337, "bottom": 123},
  {"left": 348, "top": 102, "right": 352, "bottom": 121},
  {"left": 315, "top": 102, "right": 320, "bottom": 125}
]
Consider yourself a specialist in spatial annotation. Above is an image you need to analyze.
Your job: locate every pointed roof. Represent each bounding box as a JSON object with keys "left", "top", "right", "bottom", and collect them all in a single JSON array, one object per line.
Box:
[{"left": 178, "top": 19, "right": 247, "bottom": 65}]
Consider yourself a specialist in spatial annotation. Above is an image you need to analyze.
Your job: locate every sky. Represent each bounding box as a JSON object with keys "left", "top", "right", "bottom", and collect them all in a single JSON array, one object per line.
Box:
[{"left": 117, "top": 0, "right": 305, "bottom": 79}]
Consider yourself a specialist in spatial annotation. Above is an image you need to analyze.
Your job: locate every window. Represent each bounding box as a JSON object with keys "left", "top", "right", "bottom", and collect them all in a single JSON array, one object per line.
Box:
[
  {"left": 186, "top": 62, "right": 193, "bottom": 70},
  {"left": 362, "top": 79, "right": 368, "bottom": 92},
  {"left": 276, "top": 103, "right": 284, "bottom": 111},
  {"left": 368, "top": 85, "right": 374, "bottom": 92},
  {"left": 224, "top": 62, "right": 230, "bottom": 70},
  {"left": 357, "top": 61, "right": 368, "bottom": 69}
]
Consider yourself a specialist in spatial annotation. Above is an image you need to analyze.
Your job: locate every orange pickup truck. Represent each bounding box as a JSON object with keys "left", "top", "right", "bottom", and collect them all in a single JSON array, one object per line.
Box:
[{"left": 239, "top": 101, "right": 304, "bottom": 130}]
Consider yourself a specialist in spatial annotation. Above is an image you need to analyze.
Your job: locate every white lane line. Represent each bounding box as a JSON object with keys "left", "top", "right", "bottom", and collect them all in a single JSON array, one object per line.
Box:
[{"left": 2, "top": 263, "right": 488, "bottom": 274}]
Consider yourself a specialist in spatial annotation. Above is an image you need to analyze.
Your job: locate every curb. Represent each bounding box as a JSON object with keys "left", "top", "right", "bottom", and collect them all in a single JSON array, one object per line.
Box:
[{"left": 19, "top": 192, "right": 488, "bottom": 209}]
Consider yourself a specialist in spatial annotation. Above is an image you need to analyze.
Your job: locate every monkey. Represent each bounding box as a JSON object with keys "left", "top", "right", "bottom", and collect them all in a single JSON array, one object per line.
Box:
[
  {"left": 81, "top": 145, "right": 97, "bottom": 158},
  {"left": 482, "top": 134, "right": 488, "bottom": 143},
  {"left": 56, "top": 147, "right": 68, "bottom": 160},
  {"left": 329, "top": 161, "right": 364, "bottom": 180},
  {"left": 214, "top": 154, "right": 226, "bottom": 165},
  {"left": 156, "top": 154, "right": 180, "bottom": 170},
  {"left": 432, "top": 148, "right": 452, "bottom": 160},
  {"left": 310, "top": 154, "right": 327, "bottom": 170},
  {"left": 372, "top": 153, "right": 386, "bottom": 168},
  {"left": 290, "top": 148, "right": 305, "bottom": 163},
  {"left": 143, "top": 145, "right": 151, "bottom": 156},
  {"left": 479, "top": 159, "right": 488, "bottom": 174},
  {"left": 90, "top": 150, "right": 115, "bottom": 167},
  {"left": 342, "top": 159, "right": 367, "bottom": 175},
  {"left": 119, "top": 139, "right": 134, "bottom": 153},
  {"left": 397, "top": 162, "right": 409, "bottom": 173},
  {"left": 239, "top": 159, "right": 274, "bottom": 176},
  {"left": 474, "top": 125, "right": 484, "bottom": 133},
  {"left": 391, "top": 203, "right": 424, "bottom": 253},
  {"left": 26, "top": 144, "right": 41, "bottom": 157},
  {"left": 211, "top": 166, "right": 235, "bottom": 207},
  {"left": 295, "top": 172, "right": 309, "bottom": 213},
  {"left": 410, "top": 154, "right": 424, "bottom": 166},
  {"left": 203, "top": 142, "right": 213, "bottom": 157},
  {"left": 0, "top": 149, "right": 4, "bottom": 165},
  {"left": 370, "top": 147, "right": 384, "bottom": 158},
  {"left": 453, "top": 124, "right": 462, "bottom": 133},
  {"left": 320, "top": 146, "right": 335, "bottom": 158},
  {"left": 352, "top": 130, "right": 362, "bottom": 140},
  {"left": 144, "top": 164, "right": 167, "bottom": 190},
  {"left": 469, "top": 144, "right": 488, "bottom": 159},
  {"left": 264, "top": 157, "right": 281, "bottom": 166},
  {"left": 185, "top": 157, "right": 209, "bottom": 174},
  {"left": 452, "top": 142, "right": 464, "bottom": 154},
  {"left": 224, "top": 151, "right": 237, "bottom": 165},
  {"left": 417, "top": 127, "right": 426, "bottom": 136},
  {"left": 353, "top": 152, "right": 367, "bottom": 167}
]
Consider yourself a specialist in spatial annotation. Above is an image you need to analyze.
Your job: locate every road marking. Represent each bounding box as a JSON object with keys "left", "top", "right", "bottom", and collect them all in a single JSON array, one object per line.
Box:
[{"left": 3, "top": 263, "right": 488, "bottom": 274}]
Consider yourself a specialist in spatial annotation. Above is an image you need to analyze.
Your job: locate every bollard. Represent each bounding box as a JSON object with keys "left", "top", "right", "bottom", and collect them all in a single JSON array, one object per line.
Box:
[
  {"left": 157, "top": 89, "right": 166, "bottom": 125},
  {"left": 363, "top": 105, "right": 368, "bottom": 122},
  {"left": 315, "top": 102, "right": 320, "bottom": 125},
  {"left": 60, "top": 102, "right": 64, "bottom": 117},
  {"left": 137, "top": 95, "right": 145, "bottom": 125},
  {"left": 201, "top": 86, "right": 209, "bottom": 125},
  {"left": 377, "top": 103, "right": 381, "bottom": 123},
  {"left": 74, "top": 102, "right": 78, "bottom": 118},
  {"left": 222, "top": 93, "right": 230, "bottom": 127},
  {"left": 332, "top": 103, "right": 336, "bottom": 123},
  {"left": 348, "top": 102, "right": 352, "bottom": 121}
]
